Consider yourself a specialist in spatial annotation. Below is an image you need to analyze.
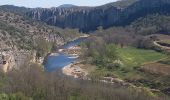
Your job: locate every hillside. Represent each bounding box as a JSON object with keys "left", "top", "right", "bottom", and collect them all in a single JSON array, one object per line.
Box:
[
  {"left": 130, "top": 14, "right": 170, "bottom": 35},
  {"left": 25, "top": 0, "right": 170, "bottom": 32},
  {"left": 0, "top": 9, "right": 81, "bottom": 72},
  {"left": 0, "top": 10, "right": 80, "bottom": 50},
  {"left": 101, "top": 0, "right": 139, "bottom": 9}
]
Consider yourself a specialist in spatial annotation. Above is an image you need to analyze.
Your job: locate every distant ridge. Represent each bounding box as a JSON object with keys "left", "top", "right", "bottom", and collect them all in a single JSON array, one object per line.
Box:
[{"left": 58, "top": 4, "right": 77, "bottom": 8}]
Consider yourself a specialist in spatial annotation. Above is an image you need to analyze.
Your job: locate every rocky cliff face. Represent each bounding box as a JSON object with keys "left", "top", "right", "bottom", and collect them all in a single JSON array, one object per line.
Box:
[
  {"left": 26, "top": 6, "right": 121, "bottom": 32},
  {"left": 25, "top": 0, "right": 170, "bottom": 32},
  {"left": 0, "top": 9, "right": 81, "bottom": 72}
]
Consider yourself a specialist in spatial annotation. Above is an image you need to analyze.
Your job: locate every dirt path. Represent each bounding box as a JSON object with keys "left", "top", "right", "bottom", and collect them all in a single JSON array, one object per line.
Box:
[{"left": 153, "top": 41, "right": 170, "bottom": 50}]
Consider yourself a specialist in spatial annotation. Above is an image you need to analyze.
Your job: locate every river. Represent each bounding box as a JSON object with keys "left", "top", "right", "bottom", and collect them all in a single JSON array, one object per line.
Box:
[{"left": 45, "top": 37, "right": 87, "bottom": 72}]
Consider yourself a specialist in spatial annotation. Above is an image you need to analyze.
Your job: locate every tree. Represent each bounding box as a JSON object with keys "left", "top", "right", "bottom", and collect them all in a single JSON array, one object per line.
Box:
[
  {"left": 35, "top": 37, "right": 53, "bottom": 57},
  {"left": 106, "top": 44, "right": 118, "bottom": 61}
]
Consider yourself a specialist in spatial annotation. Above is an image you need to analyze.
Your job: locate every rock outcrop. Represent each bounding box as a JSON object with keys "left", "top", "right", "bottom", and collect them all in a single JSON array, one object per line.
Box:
[{"left": 26, "top": 0, "right": 170, "bottom": 32}]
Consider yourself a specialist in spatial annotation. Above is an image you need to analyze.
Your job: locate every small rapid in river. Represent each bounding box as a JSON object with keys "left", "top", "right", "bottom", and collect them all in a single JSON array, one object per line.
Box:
[{"left": 45, "top": 37, "right": 86, "bottom": 72}]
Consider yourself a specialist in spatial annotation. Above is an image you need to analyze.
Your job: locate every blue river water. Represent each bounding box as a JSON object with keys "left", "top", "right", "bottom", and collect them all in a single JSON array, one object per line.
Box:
[{"left": 45, "top": 37, "right": 86, "bottom": 72}]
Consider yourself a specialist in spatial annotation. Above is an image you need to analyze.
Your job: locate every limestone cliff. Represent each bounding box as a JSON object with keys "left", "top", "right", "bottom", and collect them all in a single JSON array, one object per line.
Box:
[{"left": 26, "top": 0, "right": 170, "bottom": 32}]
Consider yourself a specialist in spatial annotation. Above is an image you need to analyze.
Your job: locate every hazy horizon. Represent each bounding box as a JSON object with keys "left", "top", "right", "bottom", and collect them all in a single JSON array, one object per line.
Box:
[{"left": 0, "top": 0, "right": 119, "bottom": 8}]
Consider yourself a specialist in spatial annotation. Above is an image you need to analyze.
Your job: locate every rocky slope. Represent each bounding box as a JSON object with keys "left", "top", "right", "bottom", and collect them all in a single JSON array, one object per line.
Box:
[
  {"left": 0, "top": 10, "right": 63, "bottom": 50},
  {"left": 25, "top": 0, "right": 170, "bottom": 32},
  {"left": 0, "top": 9, "right": 81, "bottom": 71},
  {"left": 0, "top": 9, "right": 81, "bottom": 50}
]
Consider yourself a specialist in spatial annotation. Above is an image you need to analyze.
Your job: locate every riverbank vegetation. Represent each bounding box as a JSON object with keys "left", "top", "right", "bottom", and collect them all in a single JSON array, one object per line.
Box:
[
  {"left": 35, "top": 38, "right": 55, "bottom": 57},
  {"left": 79, "top": 20, "right": 170, "bottom": 97},
  {"left": 0, "top": 63, "right": 168, "bottom": 100}
]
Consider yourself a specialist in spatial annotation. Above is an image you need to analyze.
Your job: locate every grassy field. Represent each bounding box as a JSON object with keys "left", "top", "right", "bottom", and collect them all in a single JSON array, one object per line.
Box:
[
  {"left": 118, "top": 47, "right": 168, "bottom": 67},
  {"left": 141, "top": 62, "right": 170, "bottom": 75},
  {"left": 89, "top": 47, "right": 168, "bottom": 79},
  {"left": 152, "top": 34, "right": 170, "bottom": 41},
  {"left": 87, "top": 46, "right": 170, "bottom": 96},
  {"left": 159, "top": 40, "right": 170, "bottom": 44}
]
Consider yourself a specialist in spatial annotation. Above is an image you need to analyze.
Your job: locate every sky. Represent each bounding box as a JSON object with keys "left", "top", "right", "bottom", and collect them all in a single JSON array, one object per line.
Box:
[{"left": 0, "top": 0, "right": 119, "bottom": 8}]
